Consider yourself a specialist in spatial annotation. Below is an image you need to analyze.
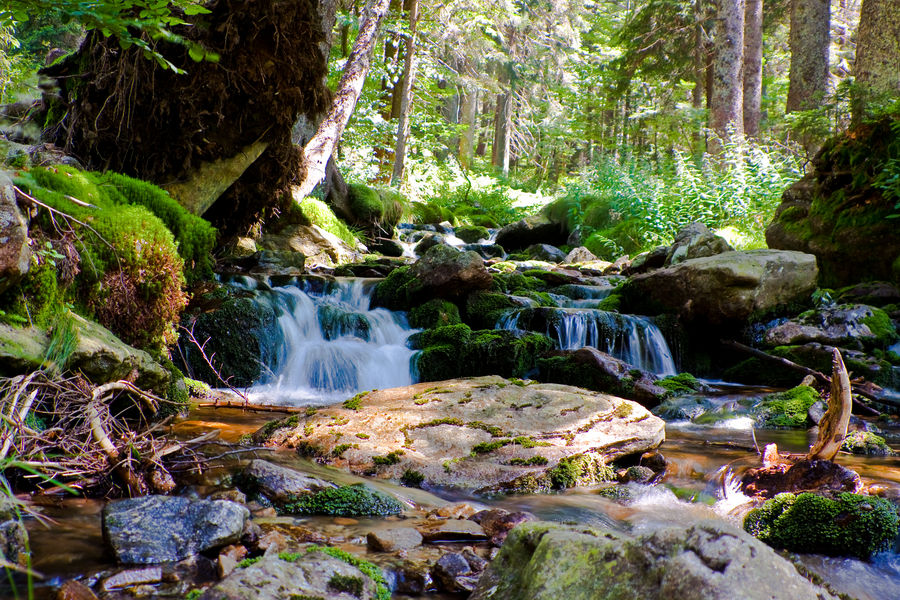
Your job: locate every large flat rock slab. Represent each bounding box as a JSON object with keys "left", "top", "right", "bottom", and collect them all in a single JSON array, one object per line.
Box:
[{"left": 254, "top": 376, "right": 664, "bottom": 494}]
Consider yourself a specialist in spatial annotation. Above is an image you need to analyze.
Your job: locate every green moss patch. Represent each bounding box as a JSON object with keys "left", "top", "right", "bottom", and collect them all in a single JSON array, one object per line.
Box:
[
  {"left": 744, "top": 492, "right": 899, "bottom": 559},
  {"left": 307, "top": 546, "right": 391, "bottom": 600},
  {"left": 409, "top": 299, "right": 461, "bottom": 329},
  {"left": 657, "top": 372, "right": 703, "bottom": 395},
  {"left": 283, "top": 484, "right": 403, "bottom": 517},
  {"left": 841, "top": 431, "right": 895, "bottom": 456},
  {"left": 752, "top": 385, "right": 820, "bottom": 429}
]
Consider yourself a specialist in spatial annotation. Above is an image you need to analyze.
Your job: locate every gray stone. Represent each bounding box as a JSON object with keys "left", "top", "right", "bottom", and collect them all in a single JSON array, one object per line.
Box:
[
  {"left": 624, "top": 250, "right": 819, "bottom": 326},
  {"left": 103, "top": 495, "right": 248, "bottom": 564},
  {"left": 526, "top": 243, "right": 567, "bottom": 263},
  {"left": 199, "top": 551, "right": 382, "bottom": 600},
  {"left": 0, "top": 519, "right": 27, "bottom": 566},
  {"left": 665, "top": 222, "right": 733, "bottom": 266},
  {"left": 409, "top": 245, "right": 493, "bottom": 300},
  {"left": 432, "top": 552, "right": 476, "bottom": 593},
  {"left": 471, "top": 520, "right": 838, "bottom": 600},
  {"left": 762, "top": 304, "right": 897, "bottom": 350},
  {"left": 414, "top": 232, "right": 447, "bottom": 255},
  {"left": 240, "top": 459, "right": 336, "bottom": 505},
  {"left": 0, "top": 171, "right": 31, "bottom": 295},
  {"left": 418, "top": 519, "right": 488, "bottom": 543},
  {"left": 366, "top": 527, "right": 423, "bottom": 552},
  {"left": 564, "top": 246, "right": 596, "bottom": 264}
]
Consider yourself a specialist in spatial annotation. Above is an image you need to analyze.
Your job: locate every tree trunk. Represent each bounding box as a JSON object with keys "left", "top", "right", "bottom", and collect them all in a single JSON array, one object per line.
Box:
[
  {"left": 709, "top": 0, "right": 745, "bottom": 150},
  {"left": 743, "top": 0, "right": 763, "bottom": 136},
  {"left": 854, "top": 0, "right": 900, "bottom": 118},
  {"left": 459, "top": 86, "right": 478, "bottom": 171},
  {"left": 294, "top": 0, "right": 393, "bottom": 200},
  {"left": 786, "top": 0, "right": 830, "bottom": 113},
  {"left": 390, "top": 0, "right": 419, "bottom": 187},
  {"left": 492, "top": 74, "right": 512, "bottom": 177}
]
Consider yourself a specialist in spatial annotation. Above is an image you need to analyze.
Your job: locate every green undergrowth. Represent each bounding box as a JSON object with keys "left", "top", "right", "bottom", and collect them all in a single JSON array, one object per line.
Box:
[
  {"left": 283, "top": 484, "right": 403, "bottom": 517},
  {"left": 744, "top": 492, "right": 899, "bottom": 559}
]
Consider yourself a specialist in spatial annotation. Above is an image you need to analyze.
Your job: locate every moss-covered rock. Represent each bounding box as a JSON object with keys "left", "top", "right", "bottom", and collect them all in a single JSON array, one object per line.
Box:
[
  {"left": 455, "top": 225, "right": 490, "bottom": 244},
  {"left": 766, "top": 114, "right": 900, "bottom": 287},
  {"left": 283, "top": 484, "right": 403, "bottom": 517},
  {"left": 752, "top": 385, "right": 820, "bottom": 429},
  {"left": 348, "top": 184, "right": 384, "bottom": 223},
  {"left": 464, "top": 291, "right": 522, "bottom": 329},
  {"left": 841, "top": 431, "right": 895, "bottom": 456},
  {"left": 413, "top": 324, "right": 552, "bottom": 382},
  {"left": 178, "top": 292, "right": 279, "bottom": 387},
  {"left": 656, "top": 372, "right": 704, "bottom": 395},
  {"left": 409, "top": 299, "right": 461, "bottom": 329},
  {"left": 744, "top": 491, "right": 899, "bottom": 559}
]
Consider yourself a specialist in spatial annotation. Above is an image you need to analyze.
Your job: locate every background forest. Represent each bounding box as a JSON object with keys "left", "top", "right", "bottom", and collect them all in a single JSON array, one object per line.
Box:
[{"left": 0, "top": 0, "right": 893, "bottom": 258}]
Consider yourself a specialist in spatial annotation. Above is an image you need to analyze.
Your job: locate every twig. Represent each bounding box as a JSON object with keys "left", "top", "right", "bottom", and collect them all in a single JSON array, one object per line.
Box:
[{"left": 179, "top": 323, "right": 250, "bottom": 405}]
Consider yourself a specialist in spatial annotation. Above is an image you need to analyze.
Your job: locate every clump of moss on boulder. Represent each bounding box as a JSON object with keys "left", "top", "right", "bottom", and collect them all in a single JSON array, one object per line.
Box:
[
  {"left": 656, "top": 372, "right": 704, "bottom": 395},
  {"left": 841, "top": 431, "right": 894, "bottom": 456},
  {"left": 455, "top": 225, "right": 490, "bottom": 244},
  {"left": 413, "top": 324, "right": 552, "bottom": 381},
  {"left": 464, "top": 291, "right": 522, "bottom": 329},
  {"left": 744, "top": 492, "right": 899, "bottom": 559},
  {"left": 409, "top": 299, "right": 460, "bottom": 329},
  {"left": 752, "top": 385, "right": 820, "bottom": 429},
  {"left": 283, "top": 484, "right": 403, "bottom": 517}
]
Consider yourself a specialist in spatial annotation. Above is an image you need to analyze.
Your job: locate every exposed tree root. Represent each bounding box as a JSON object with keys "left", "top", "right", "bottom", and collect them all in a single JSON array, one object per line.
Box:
[{"left": 0, "top": 372, "right": 205, "bottom": 497}]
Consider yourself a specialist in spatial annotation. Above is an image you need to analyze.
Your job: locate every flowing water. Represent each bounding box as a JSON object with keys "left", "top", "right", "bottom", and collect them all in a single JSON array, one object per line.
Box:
[
  {"left": 10, "top": 273, "right": 900, "bottom": 599},
  {"left": 498, "top": 307, "right": 678, "bottom": 376},
  {"left": 225, "top": 277, "right": 419, "bottom": 406}
]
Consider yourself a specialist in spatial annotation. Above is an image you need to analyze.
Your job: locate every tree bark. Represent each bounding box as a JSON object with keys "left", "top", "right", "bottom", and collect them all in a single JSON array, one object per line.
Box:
[
  {"left": 459, "top": 85, "right": 478, "bottom": 171},
  {"left": 854, "top": 0, "right": 900, "bottom": 118},
  {"left": 786, "top": 0, "right": 830, "bottom": 113},
  {"left": 492, "top": 88, "right": 512, "bottom": 177},
  {"left": 807, "top": 349, "right": 852, "bottom": 462},
  {"left": 709, "top": 0, "right": 745, "bottom": 150},
  {"left": 743, "top": 0, "right": 763, "bottom": 136},
  {"left": 294, "top": 0, "right": 393, "bottom": 200},
  {"left": 390, "top": 0, "right": 419, "bottom": 186}
]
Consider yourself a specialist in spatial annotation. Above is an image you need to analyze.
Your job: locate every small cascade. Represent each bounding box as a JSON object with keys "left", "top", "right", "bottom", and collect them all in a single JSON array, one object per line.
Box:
[
  {"left": 236, "top": 278, "right": 418, "bottom": 405},
  {"left": 499, "top": 307, "right": 677, "bottom": 376}
]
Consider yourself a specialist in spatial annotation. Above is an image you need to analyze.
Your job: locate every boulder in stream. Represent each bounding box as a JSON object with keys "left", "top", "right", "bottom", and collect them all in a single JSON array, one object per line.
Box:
[
  {"left": 254, "top": 376, "right": 665, "bottom": 494},
  {"left": 470, "top": 520, "right": 840, "bottom": 600},
  {"left": 237, "top": 459, "right": 337, "bottom": 504},
  {"left": 102, "top": 495, "right": 249, "bottom": 564},
  {"left": 761, "top": 304, "right": 898, "bottom": 350},
  {"left": 623, "top": 249, "right": 819, "bottom": 326},
  {"left": 198, "top": 549, "right": 388, "bottom": 600},
  {"left": 664, "top": 222, "right": 733, "bottom": 266}
]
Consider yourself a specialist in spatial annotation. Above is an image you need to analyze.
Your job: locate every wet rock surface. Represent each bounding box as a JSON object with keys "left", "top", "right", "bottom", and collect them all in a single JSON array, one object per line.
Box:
[
  {"left": 254, "top": 376, "right": 665, "bottom": 493},
  {"left": 238, "top": 459, "right": 337, "bottom": 504},
  {"left": 103, "top": 496, "right": 249, "bottom": 564}
]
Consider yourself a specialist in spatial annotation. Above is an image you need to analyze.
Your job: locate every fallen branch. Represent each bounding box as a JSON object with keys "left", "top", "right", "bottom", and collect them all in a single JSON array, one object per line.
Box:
[
  {"left": 196, "top": 401, "right": 304, "bottom": 413},
  {"left": 722, "top": 340, "right": 893, "bottom": 414},
  {"left": 179, "top": 323, "right": 250, "bottom": 405}
]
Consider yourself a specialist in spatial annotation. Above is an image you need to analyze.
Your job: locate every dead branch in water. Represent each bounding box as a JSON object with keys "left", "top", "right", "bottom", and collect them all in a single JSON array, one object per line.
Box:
[
  {"left": 721, "top": 340, "right": 891, "bottom": 415},
  {"left": 178, "top": 323, "right": 250, "bottom": 405},
  {"left": 195, "top": 400, "right": 304, "bottom": 413}
]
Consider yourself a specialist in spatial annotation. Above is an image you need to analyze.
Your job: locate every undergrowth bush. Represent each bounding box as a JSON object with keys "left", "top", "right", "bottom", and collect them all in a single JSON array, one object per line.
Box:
[
  {"left": 556, "top": 139, "right": 802, "bottom": 255},
  {"left": 12, "top": 166, "right": 195, "bottom": 349}
]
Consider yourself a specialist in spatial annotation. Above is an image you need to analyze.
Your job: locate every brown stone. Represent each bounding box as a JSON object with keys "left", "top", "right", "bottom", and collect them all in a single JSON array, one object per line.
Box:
[{"left": 56, "top": 580, "right": 98, "bottom": 600}]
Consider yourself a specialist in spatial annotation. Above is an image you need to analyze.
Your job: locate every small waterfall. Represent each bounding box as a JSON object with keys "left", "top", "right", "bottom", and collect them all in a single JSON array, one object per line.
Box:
[
  {"left": 238, "top": 278, "right": 418, "bottom": 405},
  {"left": 500, "top": 307, "right": 677, "bottom": 376}
]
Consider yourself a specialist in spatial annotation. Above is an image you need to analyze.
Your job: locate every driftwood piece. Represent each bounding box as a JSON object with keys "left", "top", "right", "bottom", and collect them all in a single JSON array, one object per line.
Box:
[
  {"left": 807, "top": 349, "right": 853, "bottom": 461},
  {"left": 196, "top": 401, "right": 304, "bottom": 414}
]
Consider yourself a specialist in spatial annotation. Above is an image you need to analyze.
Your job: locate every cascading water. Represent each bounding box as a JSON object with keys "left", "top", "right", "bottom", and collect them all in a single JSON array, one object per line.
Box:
[
  {"left": 232, "top": 277, "right": 418, "bottom": 405},
  {"left": 499, "top": 307, "right": 677, "bottom": 376}
]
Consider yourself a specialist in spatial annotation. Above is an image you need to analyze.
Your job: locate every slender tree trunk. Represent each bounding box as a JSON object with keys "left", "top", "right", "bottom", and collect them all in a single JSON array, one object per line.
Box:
[
  {"left": 692, "top": 0, "right": 706, "bottom": 110},
  {"left": 295, "top": 0, "right": 392, "bottom": 200},
  {"left": 743, "top": 0, "right": 763, "bottom": 136},
  {"left": 786, "top": 0, "right": 830, "bottom": 112},
  {"left": 492, "top": 66, "right": 512, "bottom": 177},
  {"left": 459, "top": 85, "right": 478, "bottom": 171},
  {"left": 390, "top": 0, "right": 418, "bottom": 186},
  {"left": 709, "top": 0, "right": 745, "bottom": 151},
  {"left": 854, "top": 0, "right": 900, "bottom": 119}
]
